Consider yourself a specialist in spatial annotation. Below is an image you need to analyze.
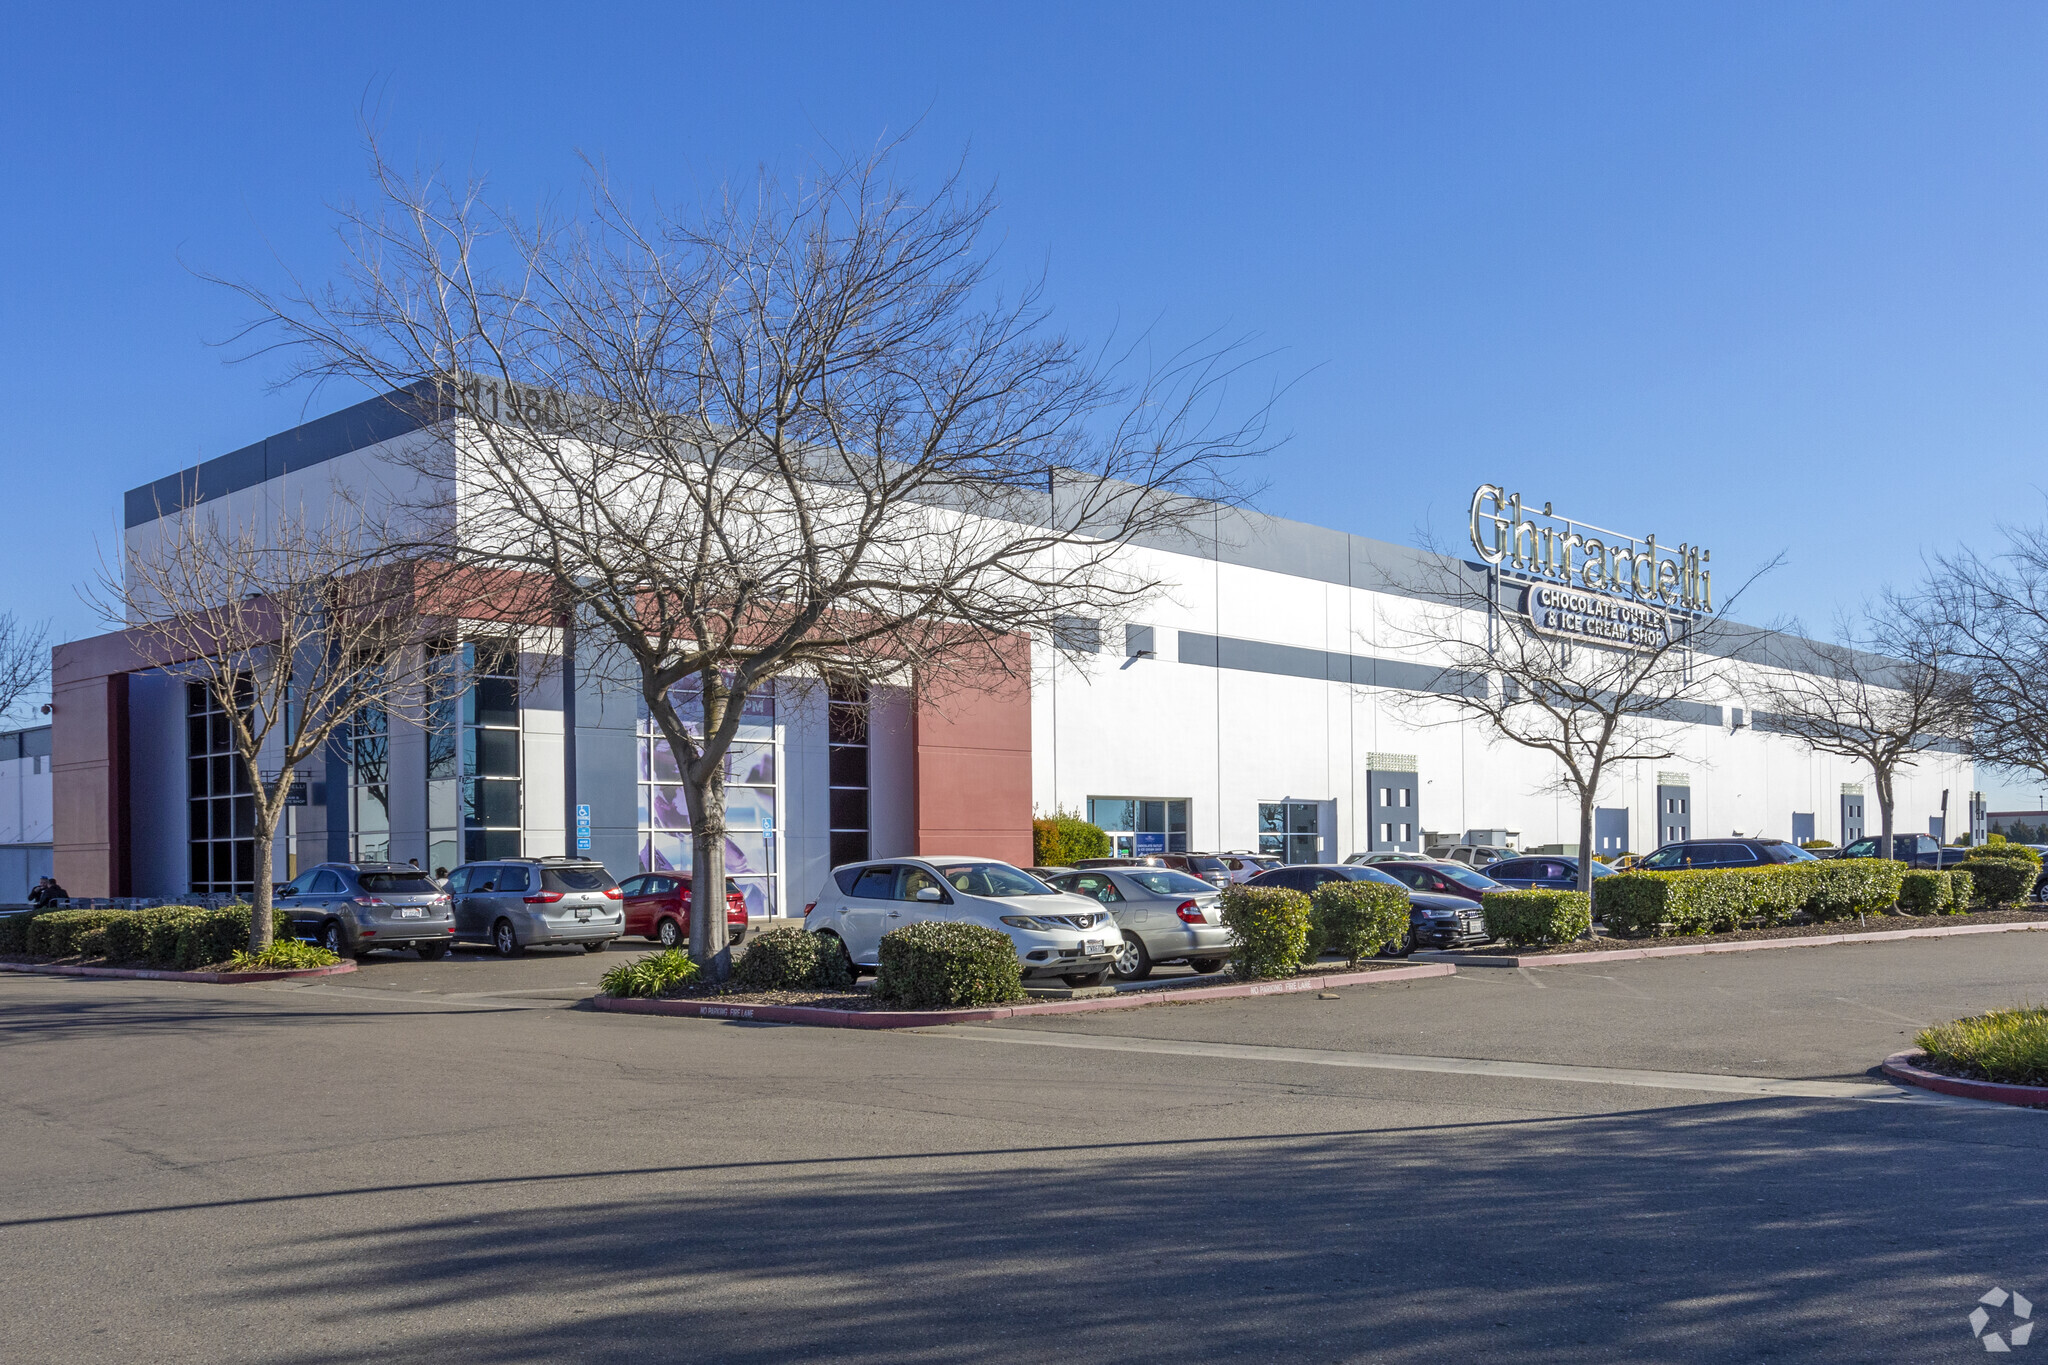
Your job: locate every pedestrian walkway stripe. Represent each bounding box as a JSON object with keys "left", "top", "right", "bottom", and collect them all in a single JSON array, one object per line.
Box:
[{"left": 931, "top": 1026, "right": 1979, "bottom": 1103}]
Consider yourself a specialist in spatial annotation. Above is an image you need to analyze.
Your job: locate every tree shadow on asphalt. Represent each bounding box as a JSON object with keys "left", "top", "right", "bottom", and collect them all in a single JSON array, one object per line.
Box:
[{"left": 190, "top": 1098, "right": 2046, "bottom": 1365}]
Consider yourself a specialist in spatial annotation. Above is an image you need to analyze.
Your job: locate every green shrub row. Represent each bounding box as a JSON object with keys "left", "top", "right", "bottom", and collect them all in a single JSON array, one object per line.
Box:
[
  {"left": 875, "top": 921, "right": 1025, "bottom": 1008},
  {"left": 1481, "top": 890, "right": 1591, "bottom": 946},
  {"left": 1304, "top": 880, "right": 1410, "bottom": 965},
  {"left": 13, "top": 906, "right": 286, "bottom": 970},
  {"left": 1219, "top": 884, "right": 1311, "bottom": 979},
  {"left": 1594, "top": 860, "right": 1907, "bottom": 937},
  {"left": 733, "top": 924, "right": 854, "bottom": 991}
]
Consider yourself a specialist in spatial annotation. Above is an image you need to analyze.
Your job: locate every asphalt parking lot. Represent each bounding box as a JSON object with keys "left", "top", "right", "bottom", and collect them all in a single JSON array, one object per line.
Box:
[{"left": 5, "top": 932, "right": 2046, "bottom": 1363}]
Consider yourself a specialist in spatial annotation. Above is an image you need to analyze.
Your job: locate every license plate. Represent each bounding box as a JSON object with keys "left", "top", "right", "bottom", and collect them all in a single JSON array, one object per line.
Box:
[
  {"left": 397, "top": 907, "right": 425, "bottom": 919},
  {"left": 576, "top": 909, "right": 593, "bottom": 921},
  {"left": 1082, "top": 939, "right": 1104, "bottom": 955}
]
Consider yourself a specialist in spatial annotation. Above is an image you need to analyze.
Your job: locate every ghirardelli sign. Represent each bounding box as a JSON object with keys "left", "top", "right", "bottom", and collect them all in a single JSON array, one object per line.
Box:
[{"left": 1468, "top": 484, "right": 1711, "bottom": 612}]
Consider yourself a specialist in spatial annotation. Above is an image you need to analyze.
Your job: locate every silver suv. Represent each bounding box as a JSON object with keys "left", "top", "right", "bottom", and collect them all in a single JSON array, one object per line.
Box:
[
  {"left": 279, "top": 863, "right": 454, "bottom": 959},
  {"left": 447, "top": 857, "right": 623, "bottom": 956}
]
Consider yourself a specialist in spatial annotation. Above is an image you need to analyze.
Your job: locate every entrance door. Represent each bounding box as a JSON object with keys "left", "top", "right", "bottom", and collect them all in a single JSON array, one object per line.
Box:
[{"left": 1258, "top": 801, "right": 1328, "bottom": 864}]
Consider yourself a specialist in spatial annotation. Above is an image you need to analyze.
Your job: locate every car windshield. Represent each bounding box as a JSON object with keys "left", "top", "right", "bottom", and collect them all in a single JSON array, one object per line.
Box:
[
  {"left": 1437, "top": 865, "right": 1501, "bottom": 891},
  {"left": 935, "top": 862, "right": 1056, "bottom": 897},
  {"left": 541, "top": 867, "right": 614, "bottom": 892},
  {"left": 1641, "top": 846, "right": 1689, "bottom": 869},
  {"left": 1127, "top": 870, "right": 1216, "bottom": 896},
  {"left": 1762, "top": 843, "right": 1818, "bottom": 862},
  {"left": 1347, "top": 866, "right": 1405, "bottom": 887},
  {"left": 359, "top": 873, "right": 440, "bottom": 893}
]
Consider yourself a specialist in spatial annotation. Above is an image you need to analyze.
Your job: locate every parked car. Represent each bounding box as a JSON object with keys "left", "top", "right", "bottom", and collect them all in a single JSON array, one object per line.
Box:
[
  {"left": 617, "top": 872, "right": 750, "bottom": 948},
  {"left": 1429, "top": 844, "right": 1516, "bottom": 869},
  {"left": 1344, "top": 851, "right": 1443, "bottom": 867},
  {"left": 1153, "top": 852, "right": 1234, "bottom": 887},
  {"left": 1368, "top": 860, "right": 1504, "bottom": 904},
  {"left": 805, "top": 857, "right": 1121, "bottom": 985},
  {"left": 446, "top": 856, "right": 624, "bottom": 956},
  {"left": 1636, "top": 838, "right": 1818, "bottom": 871},
  {"left": 1485, "top": 855, "right": 1620, "bottom": 891},
  {"left": 1244, "top": 862, "right": 1489, "bottom": 953},
  {"left": 279, "top": 862, "right": 454, "bottom": 959},
  {"left": 1218, "top": 852, "right": 1281, "bottom": 883},
  {"left": 1071, "top": 856, "right": 1167, "bottom": 870},
  {"left": 1825, "top": 834, "right": 1971, "bottom": 869},
  {"left": 1044, "top": 866, "right": 1234, "bottom": 979}
]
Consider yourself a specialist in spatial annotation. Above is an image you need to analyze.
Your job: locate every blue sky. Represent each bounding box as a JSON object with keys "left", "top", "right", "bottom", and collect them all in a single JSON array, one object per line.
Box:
[{"left": 7, "top": 2, "right": 2048, "bottom": 797}]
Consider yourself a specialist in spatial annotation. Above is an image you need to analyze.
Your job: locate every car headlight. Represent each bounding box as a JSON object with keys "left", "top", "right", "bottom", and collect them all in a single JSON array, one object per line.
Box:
[
  {"left": 1427, "top": 910, "right": 1457, "bottom": 921},
  {"left": 999, "top": 916, "right": 1052, "bottom": 930}
]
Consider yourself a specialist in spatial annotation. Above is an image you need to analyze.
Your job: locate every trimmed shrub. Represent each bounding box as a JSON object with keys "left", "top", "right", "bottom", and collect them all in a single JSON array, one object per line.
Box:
[
  {"left": 0, "top": 910, "right": 43, "bottom": 954},
  {"left": 24, "top": 906, "right": 294, "bottom": 969},
  {"left": 733, "top": 924, "right": 853, "bottom": 991},
  {"left": 1960, "top": 856, "right": 2035, "bottom": 908},
  {"left": 1218, "top": 883, "right": 1311, "bottom": 979},
  {"left": 1481, "top": 890, "right": 1591, "bottom": 946},
  {"left": 1748, "top": 863, "right": 1821, "bottom": 927},
  {"left": 1592, "top": 870, "right": 1751, "bottom": 937},
  {"left": 26, "top": 909, "right": 128, "bottom": 957},
  {"left": 1897, "top": 870, "right": 1948, "bottom": 915},
  {"left": 1946, "top": 869, "right": 1975, "bottom": 913},
  {"left": 1308, "top": 880, "right": 1410, "bottom": 964},
  {"left": 1965, "top": 842, "right": 2042, "bottom": 865},
  {"left": 875, "top": 921, "right": 1026, "bottom": 1008},
  {"left": 600, "top": 949, "right": 702, "bottom": 998},
  {"left": 1802, "top": 860, "right": 1906, "bottom": 921},
  {"left": 1031, "top": 814, "right": 1111, "bottom": 868}
]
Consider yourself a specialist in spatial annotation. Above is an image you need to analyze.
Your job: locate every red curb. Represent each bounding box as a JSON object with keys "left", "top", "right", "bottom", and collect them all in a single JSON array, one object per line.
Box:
[
  {"left": 0, "top": 960, "right": 359, "bottom": 985},
  {"left": 1882, "top": 1050, "right": 2048, "bottom": 1108},
  {"left": 589, "top": 961, "right": 1456, "bottom": 1029},
  {"left": 1423, "top": 919, "right": 2048, "bottom": 968}
]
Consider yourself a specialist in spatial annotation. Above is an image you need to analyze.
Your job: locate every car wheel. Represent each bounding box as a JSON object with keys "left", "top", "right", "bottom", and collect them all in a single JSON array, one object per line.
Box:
[
  {"left": 1186, "top": 957, "right": 1226, "bottom": 975},
  {"left": 492, "top": 919, "right": 522, "bottom": 957},
  {"left": 1110, "top": 932, "right": 1152, "bottom": 981},
  {"left": 1063, "top": 968, "right": 1111, "bottom": 987},
  {"left": 730, "top": 925, "right": 747, "bottom": 946},
  {"left": 1380, "top": 929, "right": 1415, "bottom": 959},
  {"left": 415, "top": 942, "right": 451, "bottom": 960},
  {"left": 321, "top": 921, "right": 348, "bottom": 958},
  {"left": 656, "top": 917, "right": 682, "bottom": 948},
  {"left": 583, "top": 940, "right": 610, "bottom": 954}
]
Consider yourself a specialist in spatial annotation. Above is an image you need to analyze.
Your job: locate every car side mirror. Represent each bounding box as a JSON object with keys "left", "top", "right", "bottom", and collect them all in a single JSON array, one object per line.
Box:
[{"left": 916, "top": 886, "right": 943, "bottom": 902}]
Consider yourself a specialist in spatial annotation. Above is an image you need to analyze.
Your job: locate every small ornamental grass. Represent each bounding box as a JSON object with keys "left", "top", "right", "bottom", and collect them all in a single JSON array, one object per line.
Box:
[
  {"left": 874, "top": 921, "right": 1025, "bottom": 1009},
  {"left": 732, "top": 924, "right": 854, "bottom": 991},
  {"left": 1218, "top": 884, "right": 1310, "bottom": 980},
  {"left": 600, "top": 949, "right": 702, "bottom": 999},
  {"left": 227, "top": 940, "right": 343, "bottom": 972},
  {"left": 1915, "top": 1006, "right": 2048, "bottom": 1087},
  {"left": 1481, "top": 890, "right": 1591, "bottom": 946},
  {"left": 1306, "top": 880, "right": 1409, "bottom": 964}
]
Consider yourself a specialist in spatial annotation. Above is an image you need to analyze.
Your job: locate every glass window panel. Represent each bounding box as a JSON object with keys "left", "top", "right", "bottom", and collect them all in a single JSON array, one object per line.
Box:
[
  {"left": 1169, "top": 833, "right": 1189, "bottom": 853},
  {"left": 233, "top": 841, "right": 254, "bottom": 883},
  {"left": 189, "top": 800, "right": 210, "bottom": 839},
  {"left": 1289, "top": 803, "right": 1318, "bottom": 834},
  {"left": 233, "top": 797, "right": 254, "bottom": 838},
  {"left": 356, "top": 786, "right": 389, "bottom": 835},
  {"left": 829, "top": 788, "right": 869, "bottom": 831},
  {"left": 729, "top": 876, "right": 773, "bottom": 919},
  {"left": 467, "top": 640, "right": 518, "bottom": 678},
  {"left": 465, "top": 728, "right": 520, "bottom": 778},
  {"left": 427, "top": 840, "right": 458, "bottom": 878},
  {"left": 830, "top": 830, "right": 871, "bottom": 868},
  {"left": 646, "top": 832, "right": 690, "bottom": 873},
  {"left": 1168, "top": 801, "right": 1188, "bottom": 835},
  {"left": 730, "top": 743, "right": 775, "bottom": 785},
  {"left": 209, "top": 712, "right": 230, "bottom": 753},
  {"left": 828, "top": 744, "right": 867, "bottom": 787},
  {"left": 1258, "top": 804, "right": 1285, "bottom": 835},
  {"left": 647, "top": 739, "right": 682, "bottom": 783},
  {"left": 650, "top": 784, "right": 690, "bottom": 830},
  {"left": 189, "top": 757, "right": 209, "bottom": 796},
  {"left": 189, "top": 844, "right": 210, "bottom": 886},
  {"left": 211, "top": 755, "right": 231, "bottom": 793},
  {"left": 213, "top": 843, "right": 235, "bottom": 883},
  {"left": 1258, "top": 832, "right": 1285, "bottom": 856},
  {"left": 466, "top": 676, "right": 520, "bottom": 727},
  {"left": 1287, "top": 834, "right": 1319, "bottom": 864},
  {"left": 722, "top": 832, "right": 769, "bottom": 875},
  {"left": 1140, "top": 801, "right": 1166, "bottom": 833},
  {"left": 187, "top": 715, "right": 208, "bottom": 755},
  {"left": 427, "top": 779, "right": 458, "bottom": 829},
  {"left": 188, "top": 682, "right": 209, "bottom": 715},
  {"left": 1091, "top": 799, "right": 1136, "bottom": 832},
  {"left": 726, "top": 787, "right": 775, "bottom": 829}
]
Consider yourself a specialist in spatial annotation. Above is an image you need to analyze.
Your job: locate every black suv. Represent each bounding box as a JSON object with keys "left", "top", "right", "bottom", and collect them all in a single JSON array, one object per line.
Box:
[
  {"left": 1638, "top": 839, "right": 1817, "bottom": 870},
  {"left": 1828, "top": 834, "right": 1972, "bottom": 869}
]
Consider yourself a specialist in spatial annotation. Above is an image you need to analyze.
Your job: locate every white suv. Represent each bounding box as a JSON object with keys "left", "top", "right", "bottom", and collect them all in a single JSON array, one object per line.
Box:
[{"left": 805, "top": 857, "right": 1122, "bottom": 987}]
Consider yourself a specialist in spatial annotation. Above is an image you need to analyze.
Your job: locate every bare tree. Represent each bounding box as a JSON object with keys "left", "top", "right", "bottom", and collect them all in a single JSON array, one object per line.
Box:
[
  {"left": 215, "top": 140, "right": 1272, "bottom": 977},
  {"left": 1749, "top": 592, "right": 1974, "bottom": 859},
  {"left": 0, "top": 611, "right": 50, "bottom": 724},
  {"left": 1378, "top": 543, "right": 1772, "bottom": 903},
  {"left": 98, "top": 501, "right": 437, "bottom": 952},
  {"left": 1929, "top": 519, "right": 2048, "bottom": 794}
]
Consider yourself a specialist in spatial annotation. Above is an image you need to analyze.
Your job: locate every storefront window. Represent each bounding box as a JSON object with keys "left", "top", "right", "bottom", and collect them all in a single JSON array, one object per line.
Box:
[
  {"left": 187, "top": 678, "right": 254, "bottom": 895},
  {"left": 638, "top": 677, "right": 780, "bottom": 917},
  {"left": 462, "top": 640, "right": 523, "bottom": 862},
  {"left": 1259, "top": 801, "right": 1323, "bottom": 865},
  {"left": 1086, "top": 797, "right": 1189, "bottom": 855}
]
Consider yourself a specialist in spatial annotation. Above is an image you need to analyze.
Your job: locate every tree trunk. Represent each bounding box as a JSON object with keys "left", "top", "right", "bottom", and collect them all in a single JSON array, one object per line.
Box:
[
  {"left": 1577, "top": 789, "right": 1598, "bottom": 938},
  {"left": 1876, "top": 767, "right": 1896, "bottom": 862},
  {"left": 248, "top": 807, "right": 277, "bottom": 953},
  {"left": 685, "top": 678, "right": 734, "bottom": 981}
]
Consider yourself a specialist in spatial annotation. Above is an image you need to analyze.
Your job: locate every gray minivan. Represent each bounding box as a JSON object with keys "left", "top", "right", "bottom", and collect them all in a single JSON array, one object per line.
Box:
[{"left": 446, "top": 857, "right": 624, "bottom": 956}]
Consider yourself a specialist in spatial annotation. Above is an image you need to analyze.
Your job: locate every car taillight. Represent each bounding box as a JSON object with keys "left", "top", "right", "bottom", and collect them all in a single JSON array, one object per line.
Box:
[
  {"left": 603, "top": 887, "right": 622, "bottom": 900},
  {"left": 1177, "top": 900, "right": 1205, "bottom": 924},
  {"left": 357, "top": 896, "right": 387, "bottom": 906},
  {"left": 523, "top": 891, "right": 564, "bottom": 904},
  {"left": 431, "top": 894, "right": 449, "bottom": 905},
  {"left": 804, "top": 902, "right": 816, "bottom": 918}
]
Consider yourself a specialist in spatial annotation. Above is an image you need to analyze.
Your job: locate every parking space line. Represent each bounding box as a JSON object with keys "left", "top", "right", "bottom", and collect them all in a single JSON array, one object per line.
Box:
[{"left": 929, "top": 1026, "right": 1974, "bottom": 1103}]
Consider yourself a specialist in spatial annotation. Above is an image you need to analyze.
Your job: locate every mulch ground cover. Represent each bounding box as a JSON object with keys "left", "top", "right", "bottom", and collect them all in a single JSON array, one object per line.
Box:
[{"left": 1446, "top": 906, "right": 2048, "bottom": 958}]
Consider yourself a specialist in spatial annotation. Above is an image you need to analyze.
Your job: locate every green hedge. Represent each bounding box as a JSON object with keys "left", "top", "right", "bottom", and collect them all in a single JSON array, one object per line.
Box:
[
  {"left": 1801, "top": 860, "right": 1906, "bottom": 922},
  {"left": 1481, "top": 890, "right": 1591, "bottom": 946},
  {"left": 0, "top": 910, "right": 42, "bottom": 954},
  {"left": 1218, "top": 884, "right": 1310, "bottom": 980},
  {"left": 875, "top": 921, "right": 1026, "bottom": 1008},
  {"left": 1966, "top": 842, "right": 2042, "bottom": 865},
  {"left": 16, "top": 906, "right": 286, "bottom": 970},
  {"left": 1031, "top": 815, "right": 1110, "bottom": 867},
  {"left": 732, "top": 924, "right": 854, "bottom": 991},
  {"left": 1898, "top": 869, "right": 1976, "bottom": 916},
  {"left": 1959, "top": 856, "right": 2035, "bottom": 908},
  {"left": 1306, "top": 880, "right": 1410, "bottom": 964},
  {"left": 1594, "top": 860, "right": 1908, "bottom": 936},
  {"left": 1948, "top": 869, "right": 1975, "bottom": 913}
]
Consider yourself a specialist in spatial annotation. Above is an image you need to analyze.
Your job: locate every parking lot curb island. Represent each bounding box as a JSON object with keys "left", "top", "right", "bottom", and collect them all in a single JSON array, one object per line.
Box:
[
  {"left": 1881, "top": 1050, "right": 2048, "bottom": 1108},
  {"left": 1417, "top": 918, "right": 2048, "bottom": 968}
]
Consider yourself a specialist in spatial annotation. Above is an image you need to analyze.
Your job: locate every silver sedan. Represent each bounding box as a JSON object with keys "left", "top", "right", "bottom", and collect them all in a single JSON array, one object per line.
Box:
[{"left": 1047, "top": 867, "right": 1232, "bottom": 980}]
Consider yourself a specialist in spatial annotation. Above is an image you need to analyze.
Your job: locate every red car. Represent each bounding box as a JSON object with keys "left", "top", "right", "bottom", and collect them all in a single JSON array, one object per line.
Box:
[{"left": 618, "top": 872, "right": 750, "bottom": 948}]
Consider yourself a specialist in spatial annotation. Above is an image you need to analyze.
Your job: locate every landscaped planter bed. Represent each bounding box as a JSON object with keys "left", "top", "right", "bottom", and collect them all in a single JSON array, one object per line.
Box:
[
  {"left": 0, "top": 955, "right": 358, "bottom": 984},
  {"left": 591, "top": 959, "right": 1456, "bottom": 1028},
  {"left": 1418, "top": 908, "right": 2048, "bottom": 966}
]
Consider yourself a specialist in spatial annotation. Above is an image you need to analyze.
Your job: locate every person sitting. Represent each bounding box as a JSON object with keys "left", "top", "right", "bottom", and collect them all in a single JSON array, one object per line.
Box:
[{"left": 27, "top": 876, "right": 69, "bottom": 907}]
